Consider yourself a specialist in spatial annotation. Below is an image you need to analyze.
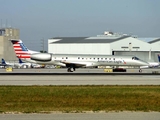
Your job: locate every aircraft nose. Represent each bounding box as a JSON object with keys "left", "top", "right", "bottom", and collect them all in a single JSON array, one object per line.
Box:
[{"left": 141, "top": 61, "right": 149, "bottom": 66}]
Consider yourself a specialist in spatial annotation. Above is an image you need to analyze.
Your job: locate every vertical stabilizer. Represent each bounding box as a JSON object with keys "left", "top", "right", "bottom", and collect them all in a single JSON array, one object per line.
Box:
[
  {"left": 10, "top": 39, "right": 38, "bottom": 59},
  {"left": 18, "top": 58, "right": 25, "bottom": 64},
  {"left": 1, "top": 58, "right": 6, "bottom": 65}
]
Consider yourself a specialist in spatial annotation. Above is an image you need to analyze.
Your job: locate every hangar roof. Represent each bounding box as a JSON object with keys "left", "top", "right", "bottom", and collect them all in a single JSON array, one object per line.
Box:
[
  {"left": 148, "top": 38, "right": 160, "bottom": 44},
  {"left": 138, "top": 37, "right": 160, "bottom": 44},
  {"left": 50, "top": 36, "right": 130, "bottom": 44}
]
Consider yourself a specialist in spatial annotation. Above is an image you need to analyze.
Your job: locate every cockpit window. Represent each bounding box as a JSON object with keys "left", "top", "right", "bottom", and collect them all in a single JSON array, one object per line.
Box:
[
  {"left": 132, "top": 57, "right": 140, "bottom": 60},
  {"left": 135, "top": 57, "right": 140, "bottom": 60}
]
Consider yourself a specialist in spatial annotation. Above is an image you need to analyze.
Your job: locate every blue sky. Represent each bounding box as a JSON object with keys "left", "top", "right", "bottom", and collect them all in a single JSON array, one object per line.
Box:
[{"left": 1, "top": 0, "right": 160, "bottom": 51}]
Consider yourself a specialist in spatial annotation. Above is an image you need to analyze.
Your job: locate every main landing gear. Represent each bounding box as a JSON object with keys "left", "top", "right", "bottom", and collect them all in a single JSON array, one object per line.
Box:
[
  {"left": 66, "top": 64, "right": 76, "bottom": 72},
  {"left": 67, "top": 67, "right": 76, "bottom": 72},
  {"left": 139, "top": 69, "right": 142, "bottom": 73}
]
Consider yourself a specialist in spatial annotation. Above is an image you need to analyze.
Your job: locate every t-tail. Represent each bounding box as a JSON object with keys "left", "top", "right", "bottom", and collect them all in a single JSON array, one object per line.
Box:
[
  {"left": 18, "top": 58, "right": 25, "bottom": 64},
  {"left": 1, "top": 58, "right": 6, "bottom": 65},
  {"left": 10, "top": 39, "right": 38, "bottom": 59}
]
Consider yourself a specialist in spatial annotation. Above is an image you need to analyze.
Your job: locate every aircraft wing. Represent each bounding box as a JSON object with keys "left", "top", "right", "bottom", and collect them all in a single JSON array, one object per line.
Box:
[{"left": 60, "top": 60, "right": 87, "bottom": 68}]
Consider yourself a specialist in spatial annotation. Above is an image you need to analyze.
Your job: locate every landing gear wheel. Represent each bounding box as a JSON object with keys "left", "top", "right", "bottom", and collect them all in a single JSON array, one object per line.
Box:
[
  {"left": 73, "top": 67, "right": 75, "bottom": 71},
  {"left": 67, "top": 68, "right": 73, "bottom": 72},
  {"left": 139, "top": 69, "right": 142, "bottom": 73}
]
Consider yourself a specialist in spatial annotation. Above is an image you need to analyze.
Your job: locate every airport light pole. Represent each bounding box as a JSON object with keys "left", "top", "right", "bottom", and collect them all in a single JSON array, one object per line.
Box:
[{"left": 41, "top": 38, "right": 44, "bottom": 53}]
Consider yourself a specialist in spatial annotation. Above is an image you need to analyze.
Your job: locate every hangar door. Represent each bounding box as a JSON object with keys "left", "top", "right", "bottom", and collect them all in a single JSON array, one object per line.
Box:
[{"left": 113, "top": 51, "right": 159, "bottom": 62}]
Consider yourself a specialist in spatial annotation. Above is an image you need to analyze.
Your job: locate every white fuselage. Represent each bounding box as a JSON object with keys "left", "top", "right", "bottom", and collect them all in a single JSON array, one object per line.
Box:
[{"left": 23, "top": 53, "right": 149, "bottom": 68}]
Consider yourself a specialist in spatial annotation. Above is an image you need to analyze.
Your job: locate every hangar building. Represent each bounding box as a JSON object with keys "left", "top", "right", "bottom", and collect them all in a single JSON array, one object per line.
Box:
[
  {"left": 48, "top": 32, "right": 160, "bottom": 62},
  {"left": 0, "top": 28, "right": 19, "bottom": 61}
]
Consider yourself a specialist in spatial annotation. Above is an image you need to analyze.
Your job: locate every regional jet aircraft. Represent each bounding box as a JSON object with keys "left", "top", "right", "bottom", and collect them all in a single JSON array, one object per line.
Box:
[
  {"left": 15, "top": 58, "right": 44, "bottom": 68},
  {"left": 0, "top": 58, "right": 14, "bottom": 68},
  {"left": 10, "top": 39, "right": 149, "bottom": 72},
  {"left": 14, "top": 58, "right": 32, "bottom": 68}
]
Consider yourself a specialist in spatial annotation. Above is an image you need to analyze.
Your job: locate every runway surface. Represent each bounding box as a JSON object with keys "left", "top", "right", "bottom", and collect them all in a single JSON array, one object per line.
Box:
[
  {"left": 0, "top": 68, "right": 160, "bottom": 85},
  {"left": 0, "top": 75, "right": 160, "bottom": 85},
  {"left": 1, "top": 112, "right": 160, "bottom": 120},
  {"left": 0, "top": 68, "right": 160, "bottom": 75}
]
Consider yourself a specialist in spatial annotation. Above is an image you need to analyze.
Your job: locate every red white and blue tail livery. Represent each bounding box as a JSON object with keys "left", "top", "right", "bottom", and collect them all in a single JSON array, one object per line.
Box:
[{"left": 11, "top": 39, "right": 38, "bottom": 59}]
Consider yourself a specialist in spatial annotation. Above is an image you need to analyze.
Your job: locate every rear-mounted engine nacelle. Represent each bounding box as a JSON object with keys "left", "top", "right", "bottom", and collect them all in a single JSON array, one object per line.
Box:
[{"left": 31, "top": 53, "right": 52, "bottom": 62}]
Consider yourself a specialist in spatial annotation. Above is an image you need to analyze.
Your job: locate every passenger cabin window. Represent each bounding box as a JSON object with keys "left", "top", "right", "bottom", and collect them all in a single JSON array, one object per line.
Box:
[
  {"left": 78, "top": 57, "right": 80, "bottom": 59},
  {"left": 66, "top": 57, "right": 68, "bottom": 59}
]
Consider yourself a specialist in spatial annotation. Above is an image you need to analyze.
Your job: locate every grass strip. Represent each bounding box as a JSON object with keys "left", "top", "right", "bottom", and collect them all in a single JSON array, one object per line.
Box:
[{"left": 0, "top": 85, "right": 160, "bottom": 113}]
